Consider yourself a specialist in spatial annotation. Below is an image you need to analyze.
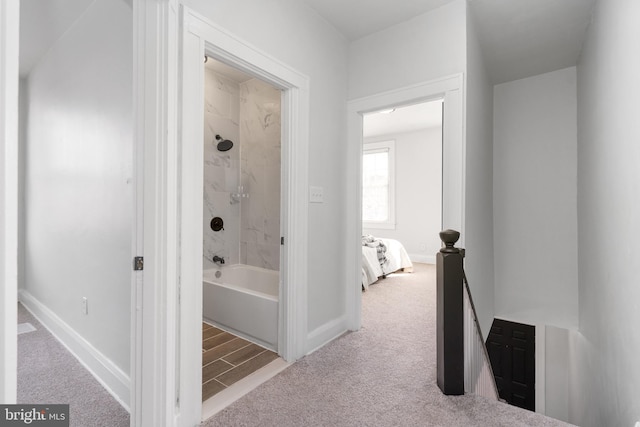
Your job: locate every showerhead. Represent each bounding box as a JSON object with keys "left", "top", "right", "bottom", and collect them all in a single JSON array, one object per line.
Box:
[{"left": 215, "top": 134, "right": 233, "bottom": 151}]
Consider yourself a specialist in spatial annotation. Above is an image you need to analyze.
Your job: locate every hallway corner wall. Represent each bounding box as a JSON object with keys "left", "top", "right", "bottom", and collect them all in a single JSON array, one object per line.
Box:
[
  {"left": 492, "top": 67, "right": 579, "bottom": 330},
  {"left": 574, "top": 0, "right": 640, "bottom": 425},
  {"left": 465, "top": 2, "right": 495, "bottom": 339},
  {"left": 20, "top": 0, "right": 133, "bottom": 390}
]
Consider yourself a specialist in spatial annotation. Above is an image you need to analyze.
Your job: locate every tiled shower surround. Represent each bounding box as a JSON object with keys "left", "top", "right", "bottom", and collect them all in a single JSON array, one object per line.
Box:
[{"left": 203, "top": 68, "right": 281, "bottom": 271}]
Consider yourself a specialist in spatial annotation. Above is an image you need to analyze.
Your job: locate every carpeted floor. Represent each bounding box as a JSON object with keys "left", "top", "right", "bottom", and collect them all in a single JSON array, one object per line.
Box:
[
  {"left": 202, "top": 263, "right": 573, "bottom": 427},
  {"left": 17, "top": 303, "right": 130, "bottom": 427}
]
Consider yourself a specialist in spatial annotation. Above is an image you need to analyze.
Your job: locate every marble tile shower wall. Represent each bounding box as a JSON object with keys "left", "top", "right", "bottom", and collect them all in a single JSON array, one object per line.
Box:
[
  {"left": 203, "top": 69, "right": 281, "bottom": 272},
  {"left": 203, "top": 69, "right": 240, "bottom": 270},
  {"left": 239, "top": 79, "right": 281, "bottom": 271}
]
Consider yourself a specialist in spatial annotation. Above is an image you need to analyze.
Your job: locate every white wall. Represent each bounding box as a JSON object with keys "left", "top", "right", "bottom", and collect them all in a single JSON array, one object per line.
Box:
[
  {"left": 362, "top": 128, "right": 442, "bottom": 263},
  {"left": 493, "top": 67, "right": 578, "bottom": 330},
  {"left": 465, "top": 6, "right": 495, "bottom": 338},
  {"left": 21, "top": 0, "right": 132, "bottom": 375},
  {"left": 182, "top": 0, "right": 349, "bottom": 333},
  {"left": 572, "top": 0, "right": 640, "bottom": 425},
  {"left": 348, "top": 0, "right": 466, "bottom": 100},
  {"left": 545, "top": 326, "right": 570, "bottom": 422}
]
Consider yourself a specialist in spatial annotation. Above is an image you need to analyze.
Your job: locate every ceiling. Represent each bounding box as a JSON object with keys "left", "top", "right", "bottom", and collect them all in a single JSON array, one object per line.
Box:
[
  {"left": 363, "top": 100, "right": 443, "bottom": 139},
  {"left": 468, "top": 0, "right": 596, "bottom": 84},
  {"left": 301, "top": 0, "right": 596, "bottom": 84},
  {"left": 19, "top": 0, "right": 596, "bottom": 86},
  {"left": 300, "top": 0, "right": 457, "bottom": 42}
]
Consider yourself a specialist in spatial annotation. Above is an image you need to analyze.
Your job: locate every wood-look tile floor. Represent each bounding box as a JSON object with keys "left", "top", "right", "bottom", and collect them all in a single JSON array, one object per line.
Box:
[{"left": 202, "top": 322, "right": 279, "bottom": 401}]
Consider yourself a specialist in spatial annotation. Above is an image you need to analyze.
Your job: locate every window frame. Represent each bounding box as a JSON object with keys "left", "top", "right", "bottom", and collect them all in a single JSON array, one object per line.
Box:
[{"left": 362, "top": 140, "right": 396, "bottom": 230}]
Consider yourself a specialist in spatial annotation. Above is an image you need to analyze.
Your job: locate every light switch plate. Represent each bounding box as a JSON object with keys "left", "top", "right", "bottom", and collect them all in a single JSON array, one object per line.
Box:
[{"left": 309, "top": 186, "right": 323, "bottom": 203}]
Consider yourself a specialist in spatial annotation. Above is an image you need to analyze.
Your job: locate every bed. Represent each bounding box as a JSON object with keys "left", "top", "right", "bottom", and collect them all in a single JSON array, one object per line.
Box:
[{"left": 362, "top": 236, "right": 413, "bottom": 290}]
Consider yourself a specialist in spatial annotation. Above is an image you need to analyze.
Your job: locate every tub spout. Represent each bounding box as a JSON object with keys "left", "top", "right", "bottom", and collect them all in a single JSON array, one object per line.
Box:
[{"left": 213, "top": 255, "right": 225, "bottom": 265}]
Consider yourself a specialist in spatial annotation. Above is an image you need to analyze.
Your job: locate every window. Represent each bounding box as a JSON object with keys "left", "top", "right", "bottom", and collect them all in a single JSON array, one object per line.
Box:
[{"left": 362, "top": 140, "right": 395, "bottom": 229}]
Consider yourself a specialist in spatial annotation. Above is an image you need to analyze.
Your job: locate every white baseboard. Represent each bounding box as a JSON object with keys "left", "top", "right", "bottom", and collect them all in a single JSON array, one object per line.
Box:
[
  {"left": 18, "top": 290, "right": 130, "bottom": 411},
  {"left": 408, "top": 253, "right": 436, "bottom": 264},
  {"left": 305, "top": 315, "right": 348, "bottom": 355}
]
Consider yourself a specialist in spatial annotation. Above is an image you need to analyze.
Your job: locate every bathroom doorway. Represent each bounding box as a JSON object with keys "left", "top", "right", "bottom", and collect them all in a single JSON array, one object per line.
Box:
[
  {"left": 178, "top": 8, "right": 310, "bottom": 423},
  {"left": 200, "top": 57, "right": 282, "bottom": 400}
]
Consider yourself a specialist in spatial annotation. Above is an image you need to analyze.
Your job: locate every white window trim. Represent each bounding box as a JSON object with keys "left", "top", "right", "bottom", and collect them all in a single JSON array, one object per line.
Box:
[{"left": 362, "top": 140, "right": 396, "bottom": 230}]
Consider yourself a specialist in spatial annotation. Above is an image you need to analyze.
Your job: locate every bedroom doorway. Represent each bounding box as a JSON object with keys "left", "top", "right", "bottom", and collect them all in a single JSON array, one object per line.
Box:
[
  {"left": 359, "top": 100, "right": 443, "bottom": 331},
  {"left": 346, "top": 74, "right": 466, "bottom": 331},
  {"left": 360, "top": 99, "right": 443, "bottom": 291}
]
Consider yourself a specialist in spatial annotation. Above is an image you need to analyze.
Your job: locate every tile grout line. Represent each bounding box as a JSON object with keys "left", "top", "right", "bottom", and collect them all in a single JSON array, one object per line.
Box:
[
  {"left": 220, "top": 349, "right": 267, "bottom": 369},
  {"left": 206, "top": 349, "right": 269, "bottom": 384},
  {"left": 202, "top": 342, "right": 253, "bottom": 368}
]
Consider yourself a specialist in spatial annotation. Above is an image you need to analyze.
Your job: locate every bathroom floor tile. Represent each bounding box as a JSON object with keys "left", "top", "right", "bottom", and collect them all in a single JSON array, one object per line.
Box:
[
  {"left": 221, "top": 343, "right": 265, "bottom": 366},
  {"left": 203, "top": 326, "right": 225, "bottom": 340},
  {"left": 202, "top": 380, "right": 226, "bottom": 401},
  {"left": 203, "top": 338, "right": 251, "bottom": 366},
  {"left": 201, "top": 322, "right": 278, "bottom": 401},
  {"left": 203, "top": 332, "right": 236, "bottom": 350},
  {"left": 203, "top": 359, "right": 234, "bottom": 383},
  {"left": 216, "top": 351, "right": 279, "bottom": 387}
]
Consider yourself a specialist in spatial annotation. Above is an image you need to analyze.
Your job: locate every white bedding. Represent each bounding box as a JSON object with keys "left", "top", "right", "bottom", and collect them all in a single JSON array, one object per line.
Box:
[{"left": 362, "top": 238, "right": 413, "bottom": 290}]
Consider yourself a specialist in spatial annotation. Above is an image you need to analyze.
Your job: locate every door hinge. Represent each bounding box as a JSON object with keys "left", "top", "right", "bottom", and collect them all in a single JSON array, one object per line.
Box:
[
  {"left": 133, "top": 256, "right": 144, "bottom": 271},
  {"left": 281, "top": 236, "right": 284, "bottom": 245}
]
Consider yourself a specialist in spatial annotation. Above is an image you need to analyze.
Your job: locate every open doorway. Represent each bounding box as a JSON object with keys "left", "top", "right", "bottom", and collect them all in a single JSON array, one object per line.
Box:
[
  {"left": 359, "top": 100, "right": 443, "bottom": 339},
  {"left": 177, "top": 8, "right": 310, "bottom": 424},
  {"left": 346, "top": 74, "right": 466, "bottom": 331},
  {"left": 200, "top": 56, "right": 282, "bottom": 402},
  {"left": 360, "top": 100, "right": 443, "bottom": 293}
]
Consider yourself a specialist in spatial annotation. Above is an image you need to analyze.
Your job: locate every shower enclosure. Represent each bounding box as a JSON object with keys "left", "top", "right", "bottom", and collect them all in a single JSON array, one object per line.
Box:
[{"left": 202, "top": 59, "right": 282, "bottom": 350}]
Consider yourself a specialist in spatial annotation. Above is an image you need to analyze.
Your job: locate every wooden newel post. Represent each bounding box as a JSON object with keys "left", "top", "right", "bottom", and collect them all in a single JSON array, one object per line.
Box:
[{"left": 436, "top": 229, "right": 464, "bottom": 395}]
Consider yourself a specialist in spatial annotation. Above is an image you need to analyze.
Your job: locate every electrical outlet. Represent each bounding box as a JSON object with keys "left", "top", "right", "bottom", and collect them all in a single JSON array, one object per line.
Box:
[
  {"left": 309, "top": 186, "right": 324, "bottom": 203},
  {"left": 82, "top": 297, "right": 88, "bottom": 315}
]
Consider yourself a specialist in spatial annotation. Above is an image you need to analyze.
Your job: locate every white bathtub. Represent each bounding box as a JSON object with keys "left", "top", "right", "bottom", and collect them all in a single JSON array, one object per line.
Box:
[{"left": 203, "top": 264, "right": 279, "bottom": 351}]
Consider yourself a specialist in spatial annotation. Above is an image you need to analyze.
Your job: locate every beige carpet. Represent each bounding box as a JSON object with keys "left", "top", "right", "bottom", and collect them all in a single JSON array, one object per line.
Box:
[
  {"left": 17, "top": 303, "right": 129, "bottom": 427},
  {"left": 202, "top": 263, "right": 573, "bottom": 427}
]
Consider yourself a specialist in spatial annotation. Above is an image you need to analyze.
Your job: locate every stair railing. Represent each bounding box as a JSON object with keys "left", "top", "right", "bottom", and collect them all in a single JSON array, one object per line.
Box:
[{"left": 436, "top": 229, "right": 498, "bottom": 400}]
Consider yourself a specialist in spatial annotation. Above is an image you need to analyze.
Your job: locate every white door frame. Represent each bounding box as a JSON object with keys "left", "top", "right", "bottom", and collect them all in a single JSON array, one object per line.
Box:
[
  {"left": 133, "top": 0, "right": 180, "bottom": 426},
  {"left": 346, "top": 74, "right": 466, "bottom": 330},
  {"left": 177, "top": 7, "right": 309, "bottom": 425},
  {"left": 0, "top": 0, "right": 19, "bottom": 405}
]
